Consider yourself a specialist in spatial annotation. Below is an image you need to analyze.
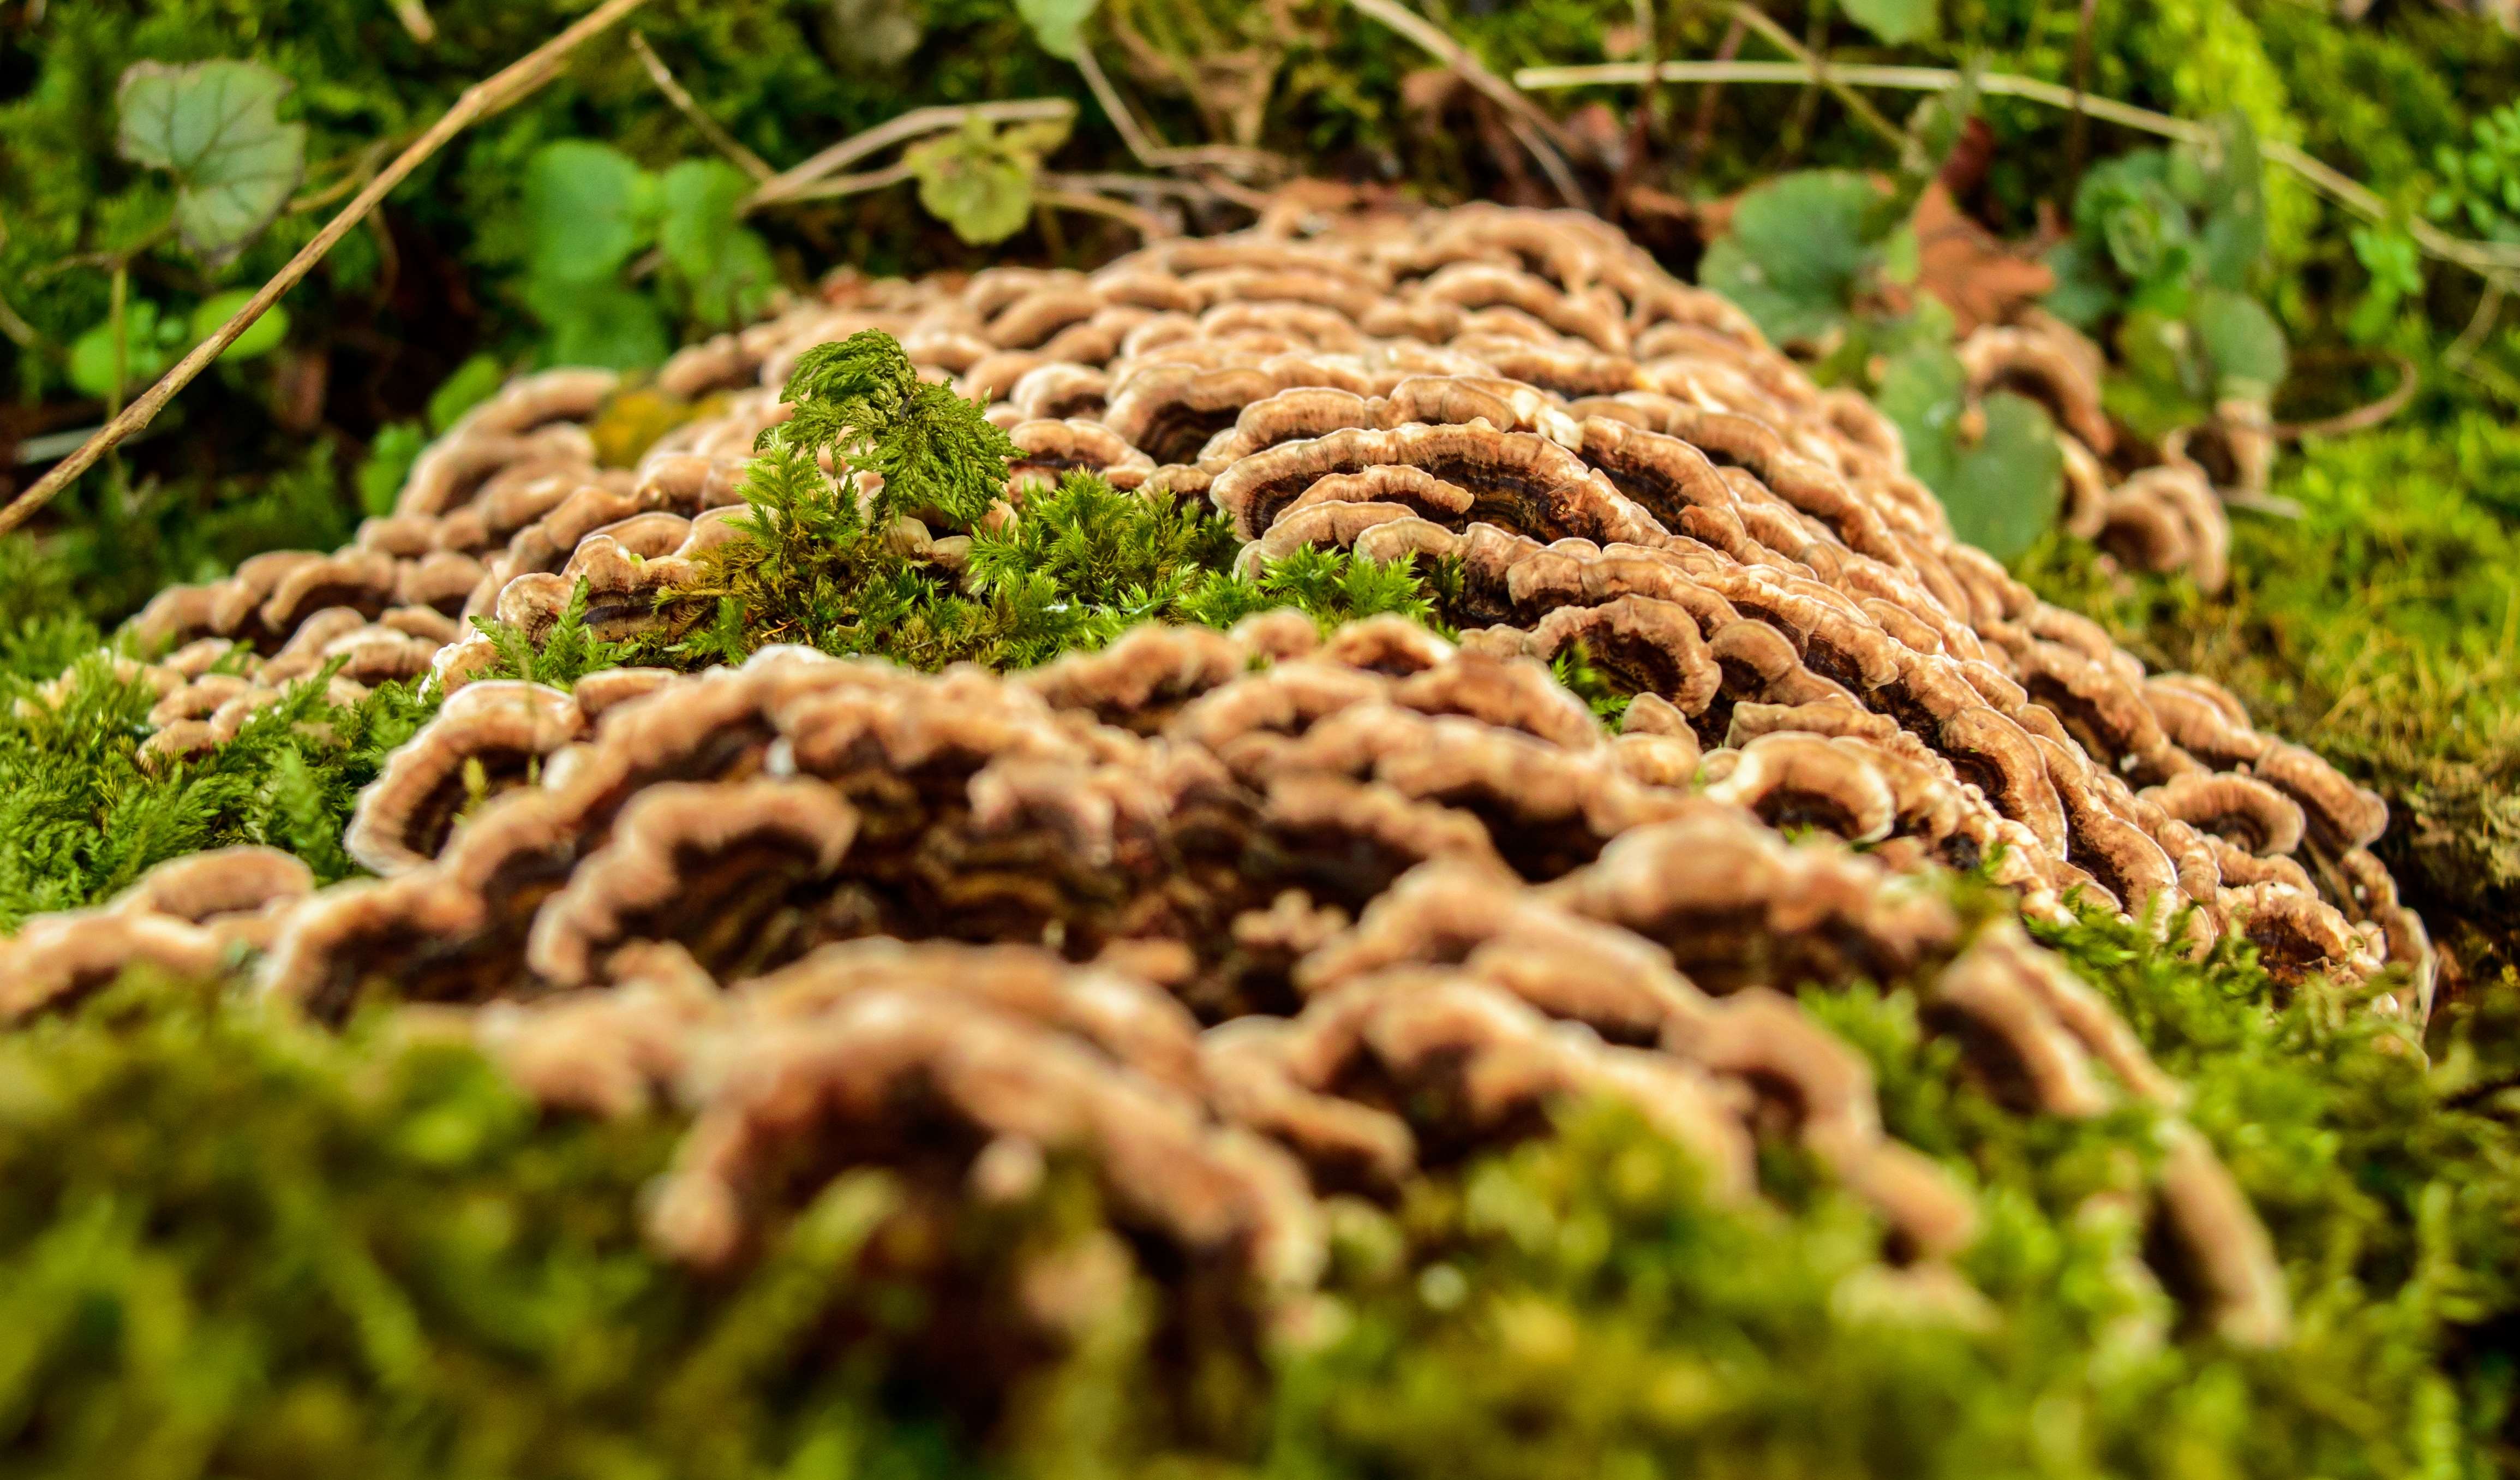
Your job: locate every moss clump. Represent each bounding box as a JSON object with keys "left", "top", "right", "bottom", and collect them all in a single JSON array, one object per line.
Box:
[
  {"left": 638, "top": 330, "right": 1444, "bottom": 673},
  {"left": 8, "top": 886, "right": 2516, "bottom": 1478},
  {"left": 0, "top": 658, "right": 436, "bottom": 930}
]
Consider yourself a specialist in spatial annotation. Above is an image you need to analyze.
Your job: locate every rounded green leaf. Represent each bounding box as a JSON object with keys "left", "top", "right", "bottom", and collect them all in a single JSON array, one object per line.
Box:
[
  {"left": 1016, "top": 0, "right": 1100, "bottom": 58},
  {"left": 68, "top": 301, "right": 172, "bottom": 400},
  {"left": 657, "top": 160, "right": 779, "bottom": 329},
  {"left": 907, "top": 122, "right": 1046, "bottom": 247},
  {"left": 2192, "top": 288, "right": 2289, "bottom": 401},
  {"left": 116, "top": 59, "right": 308, "bottom": 265},
  {"left": 1697, "top": 171, "right": 1879, "bottom": 347},
  {"left": 426, "top": 354, "right": 510, "bottom": 434},
  {"left": 1841, "top": 0, "right": 1934, "bottom": 44},
  {"left": 524, "top": 141, "right": 655, "bottom": 284},
  {"left": 1940, "top": 392, "right": 2066, "bottom": 559},
  {"left": 191, "top": 290, "right": 290, "bottom": 361},
  {"left": 525, "top": 276, "right": 669, "bottom": 371}
]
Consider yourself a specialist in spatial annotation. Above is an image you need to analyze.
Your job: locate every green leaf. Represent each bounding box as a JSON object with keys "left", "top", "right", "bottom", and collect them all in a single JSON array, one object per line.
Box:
[
  {"left": 906, "top": 116, "right": 1071, "bottom": 247},
  {"left": 1697, "top": 171, "right": 1881, "bottom": 347},
  {"left": 427, "top": 354, "right": 509, "bottom": 433},
  {"left": 190, "top": 290, "right": 289, "bottom": 362},
  {"left": 1941, "top": 392, "right": 2065, "bottom": 559},
  {"left": 1840, "top": 0, "right": 1934, "bottom": 44},
  {"left": 2039, "top": 241, "right": 2118, "bottom": 330},
  {"left": 2193, "top": 112, "right": 2267, "bottom": 290},
  {"left": 825, "top": 0, "right": 927, "bottom": 66},
  {"left": 2190, "top": 288, "right": 2288, "bottom": 401},
  {"left": 523, "top": 141, "right": 655, "bottom": 284},
  {"left": 524, "top": 277, "right": 670, "bottom": 371},
  {"left": 68, "top": 301, "right": 173, "bottom": 399},
  {"left": 1016, "top": 0, "right": 1099, "bottom": 58},
  {"left": 115, "top": 59, "right": 307, "bottom": 265},
  {"left": 1875, "top": 345, "right": 2063, "bottom": 559},
  {"left": 357, "top": 422, "right": 427, "bottom": 516},
  {"left": 657, "top": 160, "right": 779, "bottom": 329}
]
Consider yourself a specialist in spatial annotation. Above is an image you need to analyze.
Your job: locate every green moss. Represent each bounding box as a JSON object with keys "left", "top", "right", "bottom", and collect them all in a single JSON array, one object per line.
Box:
[
  {"left": 0, "top": 658, "right": 436, "bottom": 929},
  {"left": 11, "top": 894, "right": 2516, "bottom": 1477}
]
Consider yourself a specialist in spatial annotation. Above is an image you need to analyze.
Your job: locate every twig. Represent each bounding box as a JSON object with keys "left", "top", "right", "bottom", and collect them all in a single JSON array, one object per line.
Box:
[
  {"left": 1035, "top": 187, "right": 1176, "bottom": 240},
  {"left": 2271, "top": 354, "right": 2419, "bottom": 439},
  {"left": 1515, "top": 56, "right": 2520, "bottom": 282},
  {"left": 1069, "top": 46, "right": 1286, "bottom": 180},
  {"left": 2446, "top": 277, "right": 2507, "bottom": 368},
  {"left": 1608, "top": 0, "right": 1663, "bottom": 212},
  {"left": 1722, "top": 3, "right": 1910, "bottom": 159},
  {"left": 1340, "top": 0, "right": 1590, "bottom": 209},
  {"left": 1044, "top": 170, "right": 1241, "bottom": 205},
  {"left": 0, "top": 0, "right": 658, "bottom": 540},
  {"left": 766, "top": 159, "right": 917, "bottom": 205},
  {"left": 745, "top": 99, "right": 1078, "bottom": 211},
  {"left": 0, "top": 212, "right": 41, "bottom": 353},
  {"left": 2066, "top": 0, "right": 2097, "bottom": 192},
  {"left": 286, "top": 136, "right": 398, "bottom": 214},
  {"left": 388, "top": 0, "right": 436, "bottom": 44},
  {"left": 1683, "top": 17, "right": 1746, "bottom": 172},
  {"left": 630, "top": 31, "right": 774, "bottom": 181}
]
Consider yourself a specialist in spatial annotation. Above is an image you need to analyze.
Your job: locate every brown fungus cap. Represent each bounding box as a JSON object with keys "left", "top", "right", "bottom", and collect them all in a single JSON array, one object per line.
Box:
[{"left": 345, "top": 681, "right": 586, "bottom": 875}]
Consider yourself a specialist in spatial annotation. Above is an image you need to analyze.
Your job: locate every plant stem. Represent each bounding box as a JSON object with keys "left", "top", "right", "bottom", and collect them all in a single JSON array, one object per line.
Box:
[
  {"left": 629, "top": 31, "right": 774, "bottom": 182},
  {"left": 106, "top": 263, "right": 128, "bottom": 422},
  {"left": 1515, "top": 56, "right": 2520, "bottom": 284},
  {"left": 1725, "top": 3, "right": 1911, "bottom": 159},
  {"left": 0, "top": 0, "right": 659, "bottom": 539},
  {"left": 1066, "top": 46, "right": 1287, "bottom": 181},
  {"left": 1341, "top": 0, "right": 1590, "bottom": 208},
  {"left": 745, "top": 100, "right": 1079, "bottom": 211}
]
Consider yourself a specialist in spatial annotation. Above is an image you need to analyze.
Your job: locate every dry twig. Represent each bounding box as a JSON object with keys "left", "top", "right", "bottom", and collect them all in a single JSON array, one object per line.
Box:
[
  {"left": 0, "top": 0, "right": 657, "bottom": 539},
  {"left": 744, "top": 99, "right": 1078, "bottom": 212},
  {"left": 1342, "top": 0, "right": 1590, "bottom": 208},
  {"left": 1516, "top": 56, "right": 2520, "bottom": 289},
  {"left": 630, "top": 31, "right": 774, "bottom": 182},
  {"left": 1069, "top": 46, "right": 1288, "bottom": 181}
]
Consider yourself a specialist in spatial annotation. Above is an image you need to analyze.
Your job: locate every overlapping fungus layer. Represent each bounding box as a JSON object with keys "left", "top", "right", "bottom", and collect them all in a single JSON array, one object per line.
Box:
[
  {"left": 78, "top": 201, "right": 2421, "bottom": 1008},
  {"left": 15, "top": 626, "right": 2291, "bottom": 1351},
  {"left": 1, "top": 200, "right": 2423, "bottom": 1362}
]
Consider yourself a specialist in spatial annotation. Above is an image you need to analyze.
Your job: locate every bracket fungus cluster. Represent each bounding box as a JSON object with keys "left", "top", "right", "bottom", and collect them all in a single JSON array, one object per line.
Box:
[
  {"left": 5, "top": 201, "right": 2427, "bottom": 1363},
  {"left": 1958, "top": 313, "right": 2235, "bottom": 589},
  {"left": 23, "top": 628, "right": 2293, "bottom": 1348}
]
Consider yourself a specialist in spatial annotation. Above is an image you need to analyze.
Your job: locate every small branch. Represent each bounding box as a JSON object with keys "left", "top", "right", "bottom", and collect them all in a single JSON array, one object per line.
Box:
[
  {"left": 1683, "top": 17, "right": 1746, "bottom": 172},
  {"left": 0, "top": 0, "right": 659, "bottom": 540},
  {"left": 1043, "top": 170, "right": 1243, "bottom": 206},
  {"left": 1722, "top": 4, "right": 1911, "bottom": 159},
  {"left": 629, "top": 31, "right": 774, "bottom": 182},
  {"left": 2066, "top": 0, "right": 2097, "bottom": 191},
  {"left": 765, "top": 159, "right": 917, "bottom": 205},
  {"left": 1340, "top": 0, "right": 1590, "bottom": 209},
  {"left": 287, "top": 136, "right": 398, "bottom": 213},
  {"left": 1069, "top": 46, "right": 1287, "bottom": 180},
  {"left": 1515, "top": 56, "right": 2520, "bottom": 281},
  {"left": 1035, "top": 186, "right": 1176, "bottom": 240},
  {"left": 0, "top": 212, "right": 41, "bottom": 352},
  {"left": 2271, "top": 354, "right": 2419, "bottom": 439},
  {"left": 1607, "top": 0, "right": 1663, "bottom": 212},
  {"left": 388, "top": 0, "right": 436, "bottom": 44},
  {"left": 2446, "top": 276, "right": 2507, "bottom": 368},
  {"left": 745, "top": 99, "right": 1078, "bottom": 211}
]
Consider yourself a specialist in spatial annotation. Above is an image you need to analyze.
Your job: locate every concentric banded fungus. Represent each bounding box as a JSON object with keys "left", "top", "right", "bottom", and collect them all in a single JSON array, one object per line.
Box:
[
  {"left": 1, "top": 201, "right": 2403, "bottom": 1360},
  {"left": 646, "top": 984, "right": 1325, "bottom": 1292},
  {"left": 64, "top": 196, "right": 2388, "bottom": 999},
  {"left": 347, "top": 682, "right": 586, "bottom": 875}
]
